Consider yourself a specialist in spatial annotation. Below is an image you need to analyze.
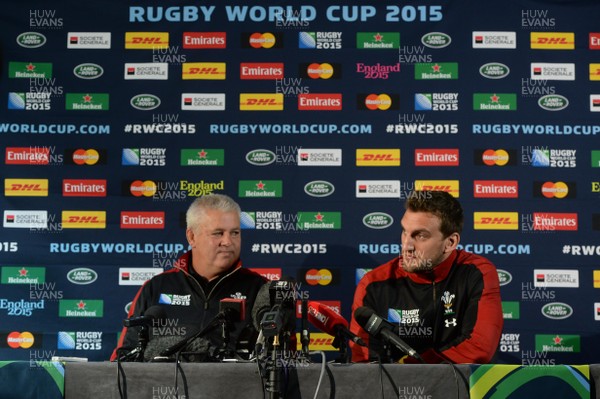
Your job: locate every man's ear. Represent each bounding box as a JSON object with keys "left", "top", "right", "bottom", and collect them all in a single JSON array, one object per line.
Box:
[
  {"left": 444, "top": 232, "right": 460, "bottom": 253},
  {"left": 186, "top": 228, "right": 196, "bottom": 247}
]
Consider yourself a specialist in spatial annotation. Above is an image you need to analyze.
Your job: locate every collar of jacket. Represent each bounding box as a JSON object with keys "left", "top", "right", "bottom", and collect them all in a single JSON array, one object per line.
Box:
[
  {"left": 402, "top": 249, "right": 458, "bottom": 284},
  {"left": 173, "top": 250, "right": 242, "bottom": 277}
]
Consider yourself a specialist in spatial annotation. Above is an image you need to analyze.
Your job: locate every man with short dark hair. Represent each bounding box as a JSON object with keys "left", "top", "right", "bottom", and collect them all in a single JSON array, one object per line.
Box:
[
  {"left": 350, "top": 191, "right": 503, "bottom": 363},
  {"left": 111, "top": 194, "right": 267, "bottom": 361}
]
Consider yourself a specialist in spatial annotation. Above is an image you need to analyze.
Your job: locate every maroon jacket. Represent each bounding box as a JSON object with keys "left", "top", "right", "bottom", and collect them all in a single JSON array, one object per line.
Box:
[{"left": 350, "top": 250, "right": 503, "bottom": 364}]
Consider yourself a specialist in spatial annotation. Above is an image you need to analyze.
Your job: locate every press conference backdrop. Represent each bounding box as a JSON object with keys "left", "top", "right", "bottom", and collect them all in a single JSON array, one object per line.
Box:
[{"left": 1, "top": 0, "right": 599, "bottom": 365}]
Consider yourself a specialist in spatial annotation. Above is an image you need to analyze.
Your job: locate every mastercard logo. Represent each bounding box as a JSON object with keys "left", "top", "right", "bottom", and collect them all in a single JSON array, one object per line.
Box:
[
  {"left": 7, "top": 331, "right": 34, "bottom": 349},
  {"left": 541, "top": 181, "right": 569, "bottom": 198},
  {"left": 249, "top": 33, "right": 276, "bottom": 49},
  {"left": 482, "top": 149, "right": 509, "bottom": 166},
  {"left": 307, "top": 63, "right": 334, "bottom": 79},
  {"left": 73, "top": 149, "right": 100, "bottom": 165},
  {"left": 365, "top": 94, "right": 392, "bottom": 110},
  {"left": 130, "top": 180, "right": 157, "bottom": 197},
  {"left": 305, "top": 268, "right": 333, "bottom": 286}
]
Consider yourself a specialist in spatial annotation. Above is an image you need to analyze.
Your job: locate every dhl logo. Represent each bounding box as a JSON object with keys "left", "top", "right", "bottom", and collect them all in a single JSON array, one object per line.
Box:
[
  {"left": 62, "top": 211, "right": 106, "bottom": 229},
  {"left": 125, "top": 32, "right": 169, "bottom": 49},
  {"left": 415, "top": 180, "right": 459, "bottom": 197},
  {"left": 530, "top": 32, "right": 574, "bottom": 50},
  {"left": 182, "top": 63, "right": 226, "bottom": 80},
  {"left": 295, "top": 333, "right": 337, "bottom": 351},
  {"left": 240, "top": 94, "right": 284, "bottom": 110},
  {"left": 356, "top": 149, "right": 400, "bottom": 166},
  {"left": 590, "top": 64, "right": 600, "bottom": 81},
  {"left": 473, "top": 212, "right": 519, "bottom": 230},
  {"left": 4, "top": 179, "right": 49, "bottom": 197}
]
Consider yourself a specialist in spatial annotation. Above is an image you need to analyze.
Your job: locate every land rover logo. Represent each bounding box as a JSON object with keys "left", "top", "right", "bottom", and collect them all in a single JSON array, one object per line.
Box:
[
  {"left": 130, "top": 94, "right": 161, "bottom": 110},
  {"left": 541, "top": 302, "right": 573, "bottom": 320},
  {"left": 304, "top": 180, "right": 335, "bottom": 197},
  {"left": 362, "top": 212, "right": 394, "bottom": 229},
  {"left": 246, "top": 149, "right": 276, "bottom": 166},
  {"left": 67, "top": 268, "right": 98, "bottom": 285},
  {"left": 73, "top": 63, "right": 104, "bottom": 79},
  {"left": 538, "top": 94, "right": 569, "bottom": 111},
  {"left": 421, "top": 32, "right": 451, "bottom": 49},
  {"left": 479, "top": 63, "right": 510, "bottom": 79},
  {"left": 17, "top": 32, "right": 46, "bottom": 48},
  {"left": 497, "top": 269, "right": 513, "bottom": 286}
]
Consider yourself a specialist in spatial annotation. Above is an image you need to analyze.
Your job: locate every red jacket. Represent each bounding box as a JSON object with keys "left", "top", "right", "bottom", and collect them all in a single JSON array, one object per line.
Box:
[{"left": 349, "top": 250, "right": 503, "bottom": 364}]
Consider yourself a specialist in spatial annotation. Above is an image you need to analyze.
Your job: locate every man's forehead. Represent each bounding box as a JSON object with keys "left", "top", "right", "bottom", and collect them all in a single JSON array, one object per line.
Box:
[{"left": 401, "top": 210, "right": 442, "bottom": 229}]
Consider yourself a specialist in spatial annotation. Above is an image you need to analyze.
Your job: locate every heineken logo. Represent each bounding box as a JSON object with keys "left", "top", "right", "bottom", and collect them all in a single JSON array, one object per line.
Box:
[
  {"left": 17, "top": 32, "right": 46, "bottom": 48},
  {"left": 1, "top": 267, "right": 46, "bottom": 284},
  {"left": 59, "top": 299, "right": 103, "bottom": 317},
  {"left": 130, "top": 94, "right": 161, "bottom": 111}
]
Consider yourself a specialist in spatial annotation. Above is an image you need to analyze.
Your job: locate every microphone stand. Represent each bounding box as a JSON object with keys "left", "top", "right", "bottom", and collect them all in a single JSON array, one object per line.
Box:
[
  {"left": 332, "top": 333, "right": 350, "bottom": 363},
  {"left": 266, "top": 334, "right": 281, "bottom": 399}
]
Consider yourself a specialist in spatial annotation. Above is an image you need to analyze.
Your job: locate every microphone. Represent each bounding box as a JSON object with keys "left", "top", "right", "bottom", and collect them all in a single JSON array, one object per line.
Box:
[
  {"left": 252, "top": 282, "right": 273, "bottom": 331},
  {"left": 159, "top": 306, "right": 240, "bottom": 357},
  {"left": 123, "top": 305, "right": 167, "bottom": 327},
  {"left": 252, "top": 278, "right": 296, "bottom": 332},
  {"left": 354, "top": 306, "right": 421, "bottom": 360},
  {"left": 300, "top": 299, "right": 309, "bottom": 355},
  {"left": 308, "top": 301, "right": 365, "bottom": 347},
  {"left": 219, "top": 298, "right": 246, "bottom": 321}
]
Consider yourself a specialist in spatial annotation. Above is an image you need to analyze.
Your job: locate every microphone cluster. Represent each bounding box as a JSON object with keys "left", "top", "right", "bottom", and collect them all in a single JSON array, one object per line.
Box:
[{"left": 119, "top": 299, "right": 245, "bottom": 363}]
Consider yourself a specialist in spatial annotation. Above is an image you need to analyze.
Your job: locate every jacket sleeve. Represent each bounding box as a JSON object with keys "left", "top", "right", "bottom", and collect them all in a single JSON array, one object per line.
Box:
[
  {"left": 348, "top": 273, "right": 373, "bottom": 362},
  {"left": 436, "top": 261, "right": 503, "bottom": 364}
]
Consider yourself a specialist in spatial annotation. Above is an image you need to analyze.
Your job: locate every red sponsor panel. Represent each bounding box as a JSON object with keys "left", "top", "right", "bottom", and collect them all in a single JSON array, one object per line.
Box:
[
  {"left": 532, "top": 212, "right": 578, "bottom": 231},
  {"left": 248, "top": 267, "right": 282, "bottom": 281},
  {"left": 298, "top": 94, "right": 342, "bottom": 110},
  {"left": 63, "top": 179, "right": 107, "bottom": 197},
  {"left": 414, "top": 149, "right": 459, "bottom": 166},
  {"left": 240, "top": 62, "right": 284, "bottom": 79},
  {"left": 473, "top": 180, "right": 518, "bottom": 198},
  {"left": 590, "top": 33, "right": 600, "bottom": 50},
  {"left": 120, "top": 211, "right": 165, "bottom": 229},
  {"left": 5, "top": 147, "right": 50, "bottom": 165},
  {"left": 182, "top": 32, "right": 226, "bottom": 49}
]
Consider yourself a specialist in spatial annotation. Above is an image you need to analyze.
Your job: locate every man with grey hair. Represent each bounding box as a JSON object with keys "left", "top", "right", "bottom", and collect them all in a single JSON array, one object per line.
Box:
[{"left": 112, "top": 194, "right": 267, "bottom": 361}]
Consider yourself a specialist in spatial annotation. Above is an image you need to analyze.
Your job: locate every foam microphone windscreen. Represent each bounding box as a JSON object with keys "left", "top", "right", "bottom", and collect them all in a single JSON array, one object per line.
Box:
[
  {"left": 219, "top": 298, "right": 246, "bottom": 322},
  {"left": 354, "top": 306, "right": 375, "bottom": 329},
  {"left": 144, "top": 334, "right": 213, "bottom": 362},
  {"left": 251, "top": 281, "right": 272, "bottom": 329}
]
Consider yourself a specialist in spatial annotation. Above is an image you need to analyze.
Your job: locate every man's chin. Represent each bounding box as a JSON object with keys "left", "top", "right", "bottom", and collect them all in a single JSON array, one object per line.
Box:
[{"left": 402, "top": 261, "right": 431, "bottom": 273}]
